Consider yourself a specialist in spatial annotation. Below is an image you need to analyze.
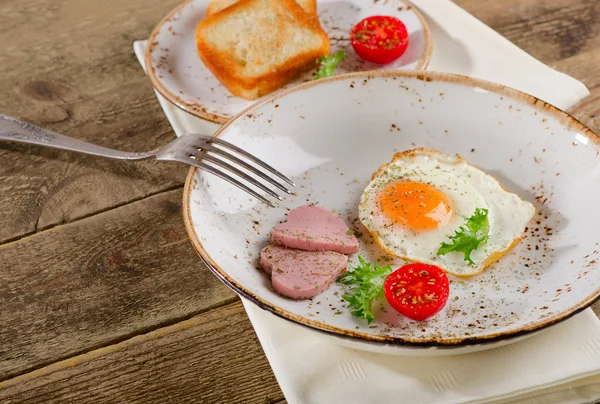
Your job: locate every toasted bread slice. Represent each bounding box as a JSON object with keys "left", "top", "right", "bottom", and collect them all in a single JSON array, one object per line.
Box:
[
  {"left": 196, "top": 0, "right": 330, "bottom": 100},
  {"left": 206, "top": 0, "right": 317, "bottom": 16}
]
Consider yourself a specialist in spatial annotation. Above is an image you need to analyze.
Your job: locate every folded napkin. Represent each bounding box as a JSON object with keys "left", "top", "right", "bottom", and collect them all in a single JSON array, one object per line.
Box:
[{"left": 134, "top": 0, "right": 600, "bottom": 402}]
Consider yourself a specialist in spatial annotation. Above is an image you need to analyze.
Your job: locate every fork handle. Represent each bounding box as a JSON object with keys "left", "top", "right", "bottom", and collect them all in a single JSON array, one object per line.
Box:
[{"left": 0, "top": 114, "right": 154, "bottom": 160}]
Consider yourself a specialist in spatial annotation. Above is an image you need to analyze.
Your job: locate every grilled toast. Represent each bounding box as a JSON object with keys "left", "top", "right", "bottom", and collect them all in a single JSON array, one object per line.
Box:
[
  {"left": 207, "top": 0, "right": 317, "bottom": 17},
  {"left": 196, "top": 0, "right": 330, "bottom": 100}
]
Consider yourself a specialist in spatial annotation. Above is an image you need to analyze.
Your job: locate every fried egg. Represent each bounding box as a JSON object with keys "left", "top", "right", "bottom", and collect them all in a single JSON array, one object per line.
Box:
[{"left": 358, "top": 148, "right": 536, "bottom": 277}]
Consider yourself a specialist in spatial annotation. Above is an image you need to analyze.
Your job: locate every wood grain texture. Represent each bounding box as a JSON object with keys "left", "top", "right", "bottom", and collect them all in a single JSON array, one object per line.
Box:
[
  {"left": 453, "top": 0, "right": 600, "bottom": 63},
  {"left": 0, "top": 0, "right": 186, "bottom": 244},
  {"left": 0, "top": 188, "right": 237, "bottom": 380},
  {"left": 0, "top": 0, "right": 181, "bottom": 109},
  {"left": 0, "top": 80, "right": 188, "bottom": 244},
  {"left": 0, "top": 302, "right": 284, "bottom": 404}
]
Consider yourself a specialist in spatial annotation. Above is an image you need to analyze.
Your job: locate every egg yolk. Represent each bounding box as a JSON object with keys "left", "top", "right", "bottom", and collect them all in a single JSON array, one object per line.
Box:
[{"left": 377, "top": 181, "right": 453, "bottom": 232}]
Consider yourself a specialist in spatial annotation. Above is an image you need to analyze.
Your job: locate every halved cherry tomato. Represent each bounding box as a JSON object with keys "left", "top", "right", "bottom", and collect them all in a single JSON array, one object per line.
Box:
[
  {"left": 383, "top": 263, "right": 450, "bottom": 321},
  {"left": 350, "top": 16, "right": 409, "bottom": 65}
]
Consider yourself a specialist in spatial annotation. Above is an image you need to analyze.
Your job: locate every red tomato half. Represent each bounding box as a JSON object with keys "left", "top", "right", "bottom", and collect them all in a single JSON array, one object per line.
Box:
[
  {"left": 383, "top": 263, "right": 450, "bottom": 321},
  {"left": 350, "top": 16, "right": 410, "bottom": 65}
]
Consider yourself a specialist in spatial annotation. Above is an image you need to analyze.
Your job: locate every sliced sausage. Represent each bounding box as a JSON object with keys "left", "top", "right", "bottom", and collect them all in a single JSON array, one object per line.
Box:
[
  {"left": 271, "top": 205, "right": 359, "bottom": 254},
  {"left": 259, "top": 244, "right": 348, "bottom": 299}
]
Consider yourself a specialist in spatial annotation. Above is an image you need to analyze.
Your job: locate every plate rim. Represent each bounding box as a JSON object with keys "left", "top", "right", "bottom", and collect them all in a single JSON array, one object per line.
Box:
[
  {"left": 145, "top": 0, "right": 433, "bottom": 124},
  {"left": 182, "top": 69, "right": 600, "bottom": 347}
]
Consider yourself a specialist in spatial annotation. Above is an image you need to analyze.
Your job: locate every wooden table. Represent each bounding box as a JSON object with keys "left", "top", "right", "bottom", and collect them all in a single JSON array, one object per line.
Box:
[{"left": 1, "top": 0, "right": 600, "bottom": 402}]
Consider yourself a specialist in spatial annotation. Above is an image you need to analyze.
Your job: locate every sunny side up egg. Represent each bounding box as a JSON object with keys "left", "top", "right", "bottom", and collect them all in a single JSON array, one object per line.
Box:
[{"left": 358, "top": 148, "right": 536, "bottom": 277}]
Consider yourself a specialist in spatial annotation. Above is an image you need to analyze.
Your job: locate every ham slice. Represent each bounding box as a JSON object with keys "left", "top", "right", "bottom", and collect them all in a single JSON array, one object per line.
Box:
[
  {"left": 271, "top": 205, "right": 359, "bottom": 254},
  {"left": 259, "top": 245, "right": 348, "bottom": 299}
]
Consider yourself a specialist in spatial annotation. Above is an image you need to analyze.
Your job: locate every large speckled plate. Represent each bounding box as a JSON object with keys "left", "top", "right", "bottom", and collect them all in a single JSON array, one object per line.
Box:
[
  {"left": 183, "top": 71, "right": 600, "bottom": 355},
  {"left": 145, "top": 0, "right": 431, "bottom": 124}
]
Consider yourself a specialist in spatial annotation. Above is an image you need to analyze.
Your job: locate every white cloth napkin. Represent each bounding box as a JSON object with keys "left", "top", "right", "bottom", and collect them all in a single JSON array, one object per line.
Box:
[{"left": 133, "top": 0, "right": 600, "bottom": 402}]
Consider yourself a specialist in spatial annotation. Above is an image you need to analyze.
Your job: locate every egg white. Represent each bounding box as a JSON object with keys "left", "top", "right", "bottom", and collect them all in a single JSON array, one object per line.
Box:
[{"left": 359, "top": 148, "right": 536, "bottom": 276}]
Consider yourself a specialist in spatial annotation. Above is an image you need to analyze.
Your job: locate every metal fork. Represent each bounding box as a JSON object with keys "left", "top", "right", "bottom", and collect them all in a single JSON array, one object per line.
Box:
[{"left": 0, "top": 114, "right": 294, "bottom": 207}]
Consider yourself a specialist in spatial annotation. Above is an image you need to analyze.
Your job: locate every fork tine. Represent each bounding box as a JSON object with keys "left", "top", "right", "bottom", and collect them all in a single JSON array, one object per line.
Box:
[
  {"left": 195, "top": 134, "right": 295, "bottom": 187},
  {"left": 197, "top": 143, "right": 292, "bottom": 194},
  {"left": 192, "top": 152, "right": 283, "bottom": 201},
  {"left": 188, "top": 160, "right": 276, "bottom": 207}
]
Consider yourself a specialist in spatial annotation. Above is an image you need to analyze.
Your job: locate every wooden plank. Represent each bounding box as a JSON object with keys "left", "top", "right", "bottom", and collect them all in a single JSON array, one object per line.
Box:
[
  {"left": 0, "top": 188, "right": 237, "bottom": 380},
  {"left": 0, "top": 0, "right": 182, "bottom": 110},
  {"left": 453, "top": 0, "right": 600, "bottom": 65},
  {"left": 0, "top": 0, "right": 188, "bottom": 244},
  {"left": 0, "top": 302, "right": 285, "bottom": 404},
  {"left": 0, "top": 78, "right": 188, "bottom": 244},
  {"left": 0, "top": 301, "right": 596, "bottom": 404}
]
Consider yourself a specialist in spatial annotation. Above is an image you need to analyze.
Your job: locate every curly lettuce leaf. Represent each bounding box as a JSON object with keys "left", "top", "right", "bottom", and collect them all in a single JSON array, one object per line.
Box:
[
  {"left": 315, "top": 51, "right": 346, "bottom": 79},
  {"left": 337, "top": 256, "right": 393, "bottom": 323},
  {"left": 437, "top": 208, "right": 490, "bottom": 265}
]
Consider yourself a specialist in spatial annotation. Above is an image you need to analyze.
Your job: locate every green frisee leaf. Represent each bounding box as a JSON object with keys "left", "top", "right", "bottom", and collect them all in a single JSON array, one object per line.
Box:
[
  {"left": 337, "top": 255, "right": 392, "bottom": 323},
  {"left": 315, "top": 51, "right": 346, "bottom": 79},
  {"left": 437, "top": 207, "right": 490, "bottom": 265}
]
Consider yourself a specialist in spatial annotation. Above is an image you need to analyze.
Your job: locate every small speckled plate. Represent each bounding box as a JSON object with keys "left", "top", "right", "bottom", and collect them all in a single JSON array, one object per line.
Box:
[
  {"left": 183, "top": 71, "right": 600, "bottom": 356},
  {"left": 145, "top": 0, "right": 432, "bottom": 124}
]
